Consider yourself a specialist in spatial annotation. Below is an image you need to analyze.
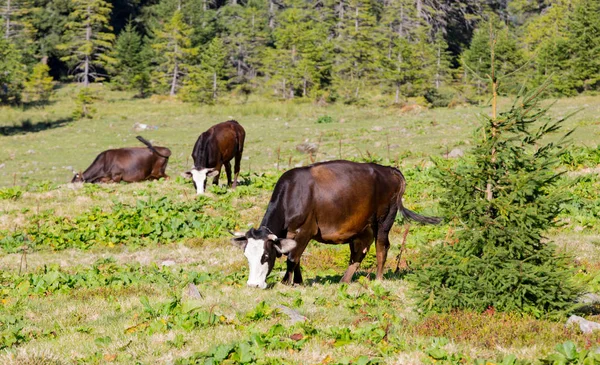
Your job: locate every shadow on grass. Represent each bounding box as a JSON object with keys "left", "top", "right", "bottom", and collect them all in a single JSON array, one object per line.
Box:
[
  {"left": 309, "top": 268, "right": 413, "bottom": 286},
  {"left": 0, "top": 117, "right": 73, "bottom": 136}
]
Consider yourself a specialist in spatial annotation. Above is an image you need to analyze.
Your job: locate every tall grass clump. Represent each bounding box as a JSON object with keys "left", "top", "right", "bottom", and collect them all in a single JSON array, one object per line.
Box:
[{"left": 411, "top": 82, "right": 582, "bottom": 318}]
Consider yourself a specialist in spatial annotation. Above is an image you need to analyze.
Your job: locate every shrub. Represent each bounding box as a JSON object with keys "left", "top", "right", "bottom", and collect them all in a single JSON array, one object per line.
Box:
[{"left": 316, "top": 115, "right": 334, "bottom": 124}]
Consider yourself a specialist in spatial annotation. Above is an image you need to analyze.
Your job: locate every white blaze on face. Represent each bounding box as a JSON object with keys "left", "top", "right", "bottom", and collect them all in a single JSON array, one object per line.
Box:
[
  {"left": 244, "top": 238, "right": 269, "bottom": 289},
  {"left": 191, "top": 168, "right": 210, "bottom": 195}
]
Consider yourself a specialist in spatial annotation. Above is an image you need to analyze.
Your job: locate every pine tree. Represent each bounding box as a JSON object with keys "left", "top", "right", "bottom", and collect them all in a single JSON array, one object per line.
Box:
[
  {"left": 218, "top": 0, "right": 269, "bottom": 89},
  {"left": 57, "top": 0, "right": 115, "bottom": 86},
  {"left": 111, "top": 22, "right": 149, "bottom": 91},
  {"left": 0, "top": 36, "right": 26, "bottom": 104},
  {"left": 23, "top": 61, "right": 53, "bottom": 103},
  {"left": 151, "top": 9, "right": 196, "bottom": 96},
  {"left": 462, "top": 16, "right": 524, "bottom": 96},
  {"left": 411, "top": 31, "right": 581, "bottom": 317},
  {"left": 332, "top": 0, "right": 380, "bottom": 103},
  {"left": 179, "top": 36, "right": 227, "bottom": 103},
  {"left": 263, "top": 0, "right": 331, "bottom": 99},
  {"left": 432, "top": 31, "right": 452, "bottom": 90},
  {"left": 563, "top": 0, "right": 600, "bottom": 93}
]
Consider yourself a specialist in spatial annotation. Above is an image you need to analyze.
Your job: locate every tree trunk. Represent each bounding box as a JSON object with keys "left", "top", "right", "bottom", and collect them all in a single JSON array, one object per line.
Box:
[
  {"left": 337, "top": 0, "right": 344, "bottom": 38},
  {"left": 84, "top": 6, "right": 91, "bottom": 87},
  {"left": 435, "top": 45, "right": 441, "bottom": 89},
  {"left": 416, "top": 0, "right": 422, "bottom": 18},
  {"left": 395, "top": 84, "right": 400, "bottom": 104},
  {"left": 269, "top": 0, "right": 274, "bottom": 28},
  {"left": 170, "top": 61, "right": 178, "bottom": 96},
  {"left": 212, "top": 71, "right": 217, "bottom": 100},
  {"left": 303, "top": 77, "right": 307, "bottom": 97},
  {"left": 354, "top": 4, "right": 359, "bottom": 32},
  {"left": 399, "top": 3, "right": 404, "bottom": 37},
  {"left": 4, "top": 0, "right": 10, "bottom": 39}
]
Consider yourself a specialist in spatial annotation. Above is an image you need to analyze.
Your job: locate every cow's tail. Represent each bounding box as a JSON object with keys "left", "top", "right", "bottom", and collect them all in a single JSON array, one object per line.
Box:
[
  {"left": 393, "top": 168, "right": 442, "bottom": 225},
  {"left": 136, "top": 136, "right": 170, "bottom": 159}
]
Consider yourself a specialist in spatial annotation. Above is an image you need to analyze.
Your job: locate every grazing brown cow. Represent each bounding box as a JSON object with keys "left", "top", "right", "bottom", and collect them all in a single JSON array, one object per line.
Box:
[
  {"left": 71, "top": 136, "right": 171, "bottom": 183},
  {"left": 186, "top": 120, "right": 245, "bottom": 195},
  {"left": 231, "top": 160, "right": 441, "bottom": 289}
]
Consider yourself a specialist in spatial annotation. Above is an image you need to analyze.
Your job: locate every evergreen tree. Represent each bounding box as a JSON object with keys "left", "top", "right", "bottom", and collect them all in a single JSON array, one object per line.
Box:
[
  {"left": 332, "top": 0, "right": 380, "bottom": 103},
  {"left": 462, "top": 16, "right": 524, "bottom": 96},
  {"left": 432, "top": 31, "right": 452, "bottom": 90},
  {"left": 151, "top": 9, "right": 196, "bottom": 96},
  {"left": 563, "top": 0, "right": 600, "bottom": 93},
  {"left": 218, "top": 0, "right": 269, "bottom": 89},
  {"left": 111, "top": 22, "right": 150, "bottom": 92},
  {"left": 411, "top": 83, "right": 581, "bottom": 317},
  {"left": 57, "top": 0, "right": 115, "bottom": 86},
  {"left": 0, "top": 36, "right": 26, "bottom": 103},
  {"left": 23, "top": 61, "right": 53, "bottom": 102},
  {"left": 180, "top": 36, "right": 227, "bottom": 103},
  {"left": 263, "top": 0, "right": 331, "bottom": 99}
]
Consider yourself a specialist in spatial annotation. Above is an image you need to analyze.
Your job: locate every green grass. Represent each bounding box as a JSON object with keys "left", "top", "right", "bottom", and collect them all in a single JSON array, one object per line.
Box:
[{"left": 1, "top": 85, "right": 600, "bottom": 364}]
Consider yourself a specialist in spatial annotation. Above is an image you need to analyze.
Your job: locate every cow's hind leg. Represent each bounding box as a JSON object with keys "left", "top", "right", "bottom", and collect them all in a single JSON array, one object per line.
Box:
[
  {"left": 340, "top": 228, "right": 374, "bottom": 283},
  {"left": 224, "top": 161, "right": 232, "bottom": 186},
  {"left": 375, "top": 207, "right": 398, "bottom": 280},
  {"left": 232, "top": 152, "right": 242, "bottom": 189}
]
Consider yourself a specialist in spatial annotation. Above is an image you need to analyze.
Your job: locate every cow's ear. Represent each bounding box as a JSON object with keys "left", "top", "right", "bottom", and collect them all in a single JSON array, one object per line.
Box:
[
  {"left": 274, "top": 239, "right": 296, "bottom": 254},
  {"left": 231, "top": 236, "right": 248, "bottom": 250},
  {"left": 206, "top": 168, "right": 219, "bottom": 178},
  {"left": 182, "top": 171, "right": 192, "bottom": 178}
]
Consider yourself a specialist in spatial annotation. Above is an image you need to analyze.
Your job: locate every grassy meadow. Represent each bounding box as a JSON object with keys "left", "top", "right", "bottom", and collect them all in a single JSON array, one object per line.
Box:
[{"left": 1, "top": 85, "right": 600, "bottom": 364}]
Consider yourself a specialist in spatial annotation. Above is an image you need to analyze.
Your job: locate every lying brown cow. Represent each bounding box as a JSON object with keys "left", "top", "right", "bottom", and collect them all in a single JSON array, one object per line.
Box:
[
  {"left": 185, "top": 120, "right": 245, "bottom": 194},
  {"left": 71, "top": 136, "right": 171, "bottom": 183},
  {"left": 232, "top": 160, "right": 441, "bottom": 289}
]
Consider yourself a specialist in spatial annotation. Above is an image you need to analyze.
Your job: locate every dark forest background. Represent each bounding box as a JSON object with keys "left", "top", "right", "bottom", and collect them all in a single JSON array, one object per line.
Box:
[{"left": 1, "top": 0, "right": 599, "bottom": 105}]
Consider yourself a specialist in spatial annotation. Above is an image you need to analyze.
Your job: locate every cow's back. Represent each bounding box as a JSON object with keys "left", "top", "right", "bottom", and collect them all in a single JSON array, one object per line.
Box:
[{"left": 263, "top": 160, "right": 402, "bottom": 242}]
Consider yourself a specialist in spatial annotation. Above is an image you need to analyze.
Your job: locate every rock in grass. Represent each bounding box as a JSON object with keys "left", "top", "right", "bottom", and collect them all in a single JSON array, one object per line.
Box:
[
  {"left": 296, "top": 142, "right": 318, "bottom": 155},
  {"left": 578, "top": 293, "right": 600, "bottom": 304},
  {"left": 566, "top": 315, "right": 600, "bottom": 334},
  {"left": 275, "top": 305, "right": 306, "bottom": 324},
  {"left": 185, "top": 283, "right": 203, "bottom": 299}
]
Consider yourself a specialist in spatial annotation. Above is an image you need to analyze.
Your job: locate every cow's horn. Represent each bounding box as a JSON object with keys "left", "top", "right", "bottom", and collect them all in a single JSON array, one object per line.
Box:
[{"left": 267, "top": 234, "right": 279, "bottom": 241}]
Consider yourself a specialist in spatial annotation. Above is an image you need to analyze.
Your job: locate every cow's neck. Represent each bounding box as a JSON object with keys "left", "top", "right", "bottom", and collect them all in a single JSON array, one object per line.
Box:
[{"left": 259, "top": 203, "right": 286, "bottom": 238}]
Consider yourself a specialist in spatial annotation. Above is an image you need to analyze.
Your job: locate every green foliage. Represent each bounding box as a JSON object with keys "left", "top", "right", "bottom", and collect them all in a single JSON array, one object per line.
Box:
[
  {"left": 23, "top": 62, "right": 54, "bottom": 103},
  {"left": 151, "top": 10, "right": 197, "bottom": 96},
  {"left": 0, "top": 314, "right": 28, "bottom": 350},
  {"left": 0, "top": 258, "right": 213, "bottom": 299},
  {"left": 0, "top": 186, "right": 23, "bottom": 200},
  {"left": 180, "top": 37, "right": 228, "bottom": 103},
  {"left": 462, "top": 16, "right": 525, "bottom": 96},
  {"left": 72, "top": 87, "right": 96, "bottom": 119},
  {"left": 131, "top": 296, "right": 220, "bottom": 334},
  {"left": 110, "top": 22, "right": 151, "bottom": 96},
  {"left": 58, "top": 0, "right": 116, "bottom": 86},
  {"left": 542, "top": 341, "right": 600, "bottom": 364},
  {"left": 0, "top": 196, "right": 237, "bottom": 252},
  {"left": 0, "top": 37, "right": 26, "bottom": 104},
  {"left": 316, "top": 115, "right": 334, "bottom": 124},
  {"left": 412, "top": 86, "right": 581, "bottom": 317}
]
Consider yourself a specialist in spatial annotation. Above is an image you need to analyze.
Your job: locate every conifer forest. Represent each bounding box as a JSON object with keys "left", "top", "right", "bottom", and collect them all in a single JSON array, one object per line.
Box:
[{"left": 1, "top": 0, "right": 599, "bottom": 104}]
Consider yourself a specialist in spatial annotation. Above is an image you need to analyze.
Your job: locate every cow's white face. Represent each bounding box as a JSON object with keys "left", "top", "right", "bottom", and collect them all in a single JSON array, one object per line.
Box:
[
  {"left": 232, "top": 229, "right": 297, "bottom": 289},
  {"left": 190, "top": 168, "right": 218, "bottom": 195},
  {"left": 244, "top": 238, "right": 270, "bottom": 289}
]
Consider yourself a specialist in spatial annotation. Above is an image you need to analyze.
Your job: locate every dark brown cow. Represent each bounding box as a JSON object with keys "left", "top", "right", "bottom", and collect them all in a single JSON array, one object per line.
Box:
[
  {"left": 231, "top": 160, "right": 441, "bottom": 289},
  {"left": 186, "top": 120, "right": 245, "bottom": 195},
  {"left": 71, "top": 136, "right": 171, "bottom": 183}
]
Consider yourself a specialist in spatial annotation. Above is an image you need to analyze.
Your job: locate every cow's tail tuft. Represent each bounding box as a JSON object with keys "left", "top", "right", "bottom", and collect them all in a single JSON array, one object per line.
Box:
[
  {"left": 136, "top": 136, "right": 170, "bottom": 159},
  {"left": 393, "top": 167, "right": 442, "bottom": 225}
]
